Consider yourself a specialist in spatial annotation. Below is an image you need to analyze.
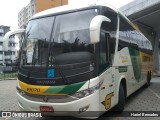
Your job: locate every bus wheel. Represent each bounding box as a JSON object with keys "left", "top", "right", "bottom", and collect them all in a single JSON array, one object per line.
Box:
[
  {"left": 114, "top": 84, "right": 125, "bottom": 112},
  {"left": 144, "top": 73, "right": 150, "bottom": 88}
]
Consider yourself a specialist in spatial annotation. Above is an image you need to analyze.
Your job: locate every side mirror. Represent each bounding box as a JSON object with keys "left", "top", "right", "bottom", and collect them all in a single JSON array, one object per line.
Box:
[
  {"left": 90, "top": 15, "right": 111, "bottom": 44},
  {"left": 3, "top": 29, "right": 25, "bottom": 51}
]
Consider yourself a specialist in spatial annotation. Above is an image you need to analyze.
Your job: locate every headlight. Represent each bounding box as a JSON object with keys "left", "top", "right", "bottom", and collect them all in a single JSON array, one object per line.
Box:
[
  {"left": 16, "top": 86, "right": 25, "bottom": 95},
  {"left": 72, "top": 81, "right": 103, "bottom": 99}
]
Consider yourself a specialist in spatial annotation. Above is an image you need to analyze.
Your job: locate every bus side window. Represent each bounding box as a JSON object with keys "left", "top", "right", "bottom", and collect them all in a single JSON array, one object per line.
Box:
[
  {"left": 100, "top": 7, "right": 117, "bottom": 63},
  {"left": 119, "top": 15, "right": 141, "bottom": 51},
  {"left": 99, "top": 31, "right": 111, "bottom": 74},
  {"left": 118, "top": 16, "right": 132, "bottom": 51},
  {"left": 105, "top": 33, "right": 111, "bottom": 63}
]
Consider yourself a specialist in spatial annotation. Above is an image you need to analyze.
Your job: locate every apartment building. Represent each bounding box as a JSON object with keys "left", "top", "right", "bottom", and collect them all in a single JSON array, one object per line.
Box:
[
  {"left": 0, "top": 26, "right": 16, "bottom": 65},
  {"left": 18, "top": 0, "right": 68, "bottom": 28}
]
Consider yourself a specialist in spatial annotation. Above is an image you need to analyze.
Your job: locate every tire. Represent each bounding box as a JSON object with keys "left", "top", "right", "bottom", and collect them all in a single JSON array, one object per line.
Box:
[{"left": 114, "top": 84, "right": 125, "bottom": 112}]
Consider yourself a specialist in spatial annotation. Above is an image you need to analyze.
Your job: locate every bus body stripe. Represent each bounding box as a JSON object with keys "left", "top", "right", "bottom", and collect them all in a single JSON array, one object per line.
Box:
[
  {"left": 128, "top": 48, "right": 153, "bottom": 82},
  {"left": 18, "top": 80, "right": 86, "bottom": 95},
  {"left": 44, "top": 81, "right": 86, "bottom": 94},
  {"left": 19, "top": 80, "right": 49, "bottom": 94},
  {"left": 128, "top": 48, "right": 141, "bottom": 81}
]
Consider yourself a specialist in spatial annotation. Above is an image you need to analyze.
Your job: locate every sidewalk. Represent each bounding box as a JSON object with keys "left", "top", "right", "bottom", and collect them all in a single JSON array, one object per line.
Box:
[{"left": 153, "top": 70, "right": 160, "bottom": 77}]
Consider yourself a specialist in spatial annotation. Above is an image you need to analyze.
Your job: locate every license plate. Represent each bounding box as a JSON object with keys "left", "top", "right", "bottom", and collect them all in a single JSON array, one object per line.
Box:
[{"left": 40, "top": 106, "right": 54, "bottom": 112}]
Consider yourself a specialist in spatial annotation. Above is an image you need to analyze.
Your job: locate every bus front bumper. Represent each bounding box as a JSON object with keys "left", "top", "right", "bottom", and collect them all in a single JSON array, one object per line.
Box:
[{"left": 17, "top": 90, "right": 101, "bottom": 118}]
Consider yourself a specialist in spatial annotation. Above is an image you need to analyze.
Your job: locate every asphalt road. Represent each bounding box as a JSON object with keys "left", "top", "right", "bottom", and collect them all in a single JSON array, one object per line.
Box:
[{"left": 0, "top": 77, "right": 160, "bottom": 120}]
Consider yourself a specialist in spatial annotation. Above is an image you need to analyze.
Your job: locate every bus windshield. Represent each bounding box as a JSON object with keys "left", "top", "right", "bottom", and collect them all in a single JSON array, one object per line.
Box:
[{"left": 19, "top": 9, "right": 97, "bottom": 82}]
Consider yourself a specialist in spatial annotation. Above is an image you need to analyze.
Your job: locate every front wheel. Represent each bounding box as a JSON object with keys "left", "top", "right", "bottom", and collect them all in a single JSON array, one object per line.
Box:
[{"left": 114, "top": 84, "right": 125, "bottom": 112}]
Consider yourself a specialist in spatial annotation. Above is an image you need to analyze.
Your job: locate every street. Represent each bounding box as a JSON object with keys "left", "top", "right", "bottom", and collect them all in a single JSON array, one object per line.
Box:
[{"left": 0, "top": 77, "right": 160, "bottom": 120}]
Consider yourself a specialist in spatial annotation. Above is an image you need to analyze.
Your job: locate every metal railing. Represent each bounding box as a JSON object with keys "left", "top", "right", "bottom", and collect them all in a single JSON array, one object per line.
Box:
[{"left": 0, "top": 66, "right": 18, "bottom": 80}]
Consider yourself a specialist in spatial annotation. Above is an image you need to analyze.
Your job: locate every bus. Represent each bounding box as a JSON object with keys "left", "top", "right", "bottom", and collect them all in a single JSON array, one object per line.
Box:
[{"left": 4, "top": 3, "right": 153, "bottom": 118}]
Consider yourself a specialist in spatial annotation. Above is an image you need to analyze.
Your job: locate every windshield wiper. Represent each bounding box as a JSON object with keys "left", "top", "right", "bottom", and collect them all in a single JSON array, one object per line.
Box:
[
  {"left": 40, "top": 38, "right": 47, "bottom": 67},
  {"left": 50, "top": 41, "right": 70, "bottom": 85}
]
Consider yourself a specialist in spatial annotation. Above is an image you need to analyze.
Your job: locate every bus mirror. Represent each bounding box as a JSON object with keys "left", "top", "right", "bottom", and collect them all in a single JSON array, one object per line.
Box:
[
  {"left": 90, "top": 15, "right": 111, "bottom": 44},
  {"left": 3, "top": 29, "right": 25, "bottom": 51}
]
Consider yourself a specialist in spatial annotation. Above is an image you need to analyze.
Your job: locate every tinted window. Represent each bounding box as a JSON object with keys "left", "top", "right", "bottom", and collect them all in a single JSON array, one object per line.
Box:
[
  {"left": 99, "top": 31, "right": 110, "bottom": 73},
  {"left": 20, "top": 16, "right": 55, "bottom": 76},
  {"left": 26, "top": 17, "right": 54, "bottom": 41},
  {"left": 119, "top": 15, "right": 152, "bottom": 54},
  {"left": 119, "top": 15, "right": 135, "bottom": 51},
  {"left": 0, "top": 33, "right": 3, "bottom": 36},
  {"left": 53, "top": 9, "right": 98, "bottom": 44},
  {"left": 100, "top": 7, "right": 118, "bottom": 58},
  {"left": 19, "top": 10, "right": 96, "bottom": 80}
]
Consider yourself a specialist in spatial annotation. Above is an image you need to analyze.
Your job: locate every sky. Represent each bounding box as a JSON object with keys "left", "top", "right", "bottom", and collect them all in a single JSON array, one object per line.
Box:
[{"left": 0, "top": 0, "right": 133, "bottom": 31}]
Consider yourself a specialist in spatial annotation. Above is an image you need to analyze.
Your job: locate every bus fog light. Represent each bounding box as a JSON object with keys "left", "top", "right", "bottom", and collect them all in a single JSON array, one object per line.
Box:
[{"left": 79, "top": 105, "right": 90, "bottom": 114}]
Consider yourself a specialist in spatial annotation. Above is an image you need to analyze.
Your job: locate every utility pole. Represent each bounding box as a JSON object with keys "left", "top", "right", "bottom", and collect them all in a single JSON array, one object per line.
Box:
[{"left": 61, "top": 0, "right": 63, "bottom": 5}]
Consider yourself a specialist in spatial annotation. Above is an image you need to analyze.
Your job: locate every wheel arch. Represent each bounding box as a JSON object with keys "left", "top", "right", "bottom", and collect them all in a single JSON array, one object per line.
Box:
[{"left": 116, "top": 76, "right": 127, "bottom": 104}]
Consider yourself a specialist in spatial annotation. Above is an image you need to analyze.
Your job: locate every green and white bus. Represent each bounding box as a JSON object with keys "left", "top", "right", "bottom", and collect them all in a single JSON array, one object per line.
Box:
[{"left": 4, "top": 3, "right": 153, "bottom": 118}]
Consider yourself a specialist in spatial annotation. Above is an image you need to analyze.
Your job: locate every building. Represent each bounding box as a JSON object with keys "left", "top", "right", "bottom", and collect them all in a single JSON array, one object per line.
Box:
[
  {"left": 18, "top": 0, "right": 68, "bottom": 28},
  {"left": 18, "top": 8, "right": 27, "bottom": 29},
  {"left": 0, "top": 26, "right": 17, "bottom": 65}
]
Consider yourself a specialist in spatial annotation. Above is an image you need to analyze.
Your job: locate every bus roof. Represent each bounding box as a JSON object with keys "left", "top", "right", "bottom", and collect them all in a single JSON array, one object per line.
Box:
[
  {"left": 32, "top": 2, "right": 118, "bottom": 19},
  {"left": 30, "top": 2, "right": 144, "bottom": 39}
]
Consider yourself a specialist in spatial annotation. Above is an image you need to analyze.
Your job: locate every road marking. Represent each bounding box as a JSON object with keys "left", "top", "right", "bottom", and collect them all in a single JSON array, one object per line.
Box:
[{"left": 148, "top": 88, "right": 160, "bottom": 99}]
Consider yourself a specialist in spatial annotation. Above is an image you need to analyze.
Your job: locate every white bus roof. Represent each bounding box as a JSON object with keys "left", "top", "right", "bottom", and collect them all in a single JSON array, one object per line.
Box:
[{"left": 32, "top": 2, "right": 118, "bottom": 19}]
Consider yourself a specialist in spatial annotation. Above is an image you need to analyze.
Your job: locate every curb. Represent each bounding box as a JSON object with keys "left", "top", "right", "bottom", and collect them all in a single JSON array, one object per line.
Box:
[{"left": 0, "top": 78, "right": 17, "bottom": 81}]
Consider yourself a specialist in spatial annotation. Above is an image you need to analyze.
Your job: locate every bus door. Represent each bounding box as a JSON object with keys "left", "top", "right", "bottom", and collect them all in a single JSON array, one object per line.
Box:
[{"left": 99, "top": 31, "right": 115, "bottom": 110}]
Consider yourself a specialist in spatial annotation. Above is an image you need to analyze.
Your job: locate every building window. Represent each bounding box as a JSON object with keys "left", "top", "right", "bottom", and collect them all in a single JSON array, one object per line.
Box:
[
  {"left": 5, "top": 51, "right": 10, "bottom": 55},
  {"left": 13, "top": 43, "right": 16, "bottom": 47},
  {"left": 5, "top": 59, "right": 11, "bottom": 61},
  {"left": 9, "top": 42, "right": 11, "bottom": 47},
  {"left": 0, "top": 33, "right": 3, "bottom": 36},
  {"left": 12, "top": 52, "right": 15, "bottom": 55}
]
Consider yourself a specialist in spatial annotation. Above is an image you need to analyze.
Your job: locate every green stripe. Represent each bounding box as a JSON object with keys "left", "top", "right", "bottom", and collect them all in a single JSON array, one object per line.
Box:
[
  {"left": 44, "top": 81, "right": 86, "bottom": 94},
  {"left": 129, "top": 48, "right": 141, "bottom": 82}
]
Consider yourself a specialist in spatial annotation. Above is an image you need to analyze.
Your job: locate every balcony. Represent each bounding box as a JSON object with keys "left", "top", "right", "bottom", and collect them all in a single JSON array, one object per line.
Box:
[{"left": 10, "top": 47, "right": 16, "bottom": 51}]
